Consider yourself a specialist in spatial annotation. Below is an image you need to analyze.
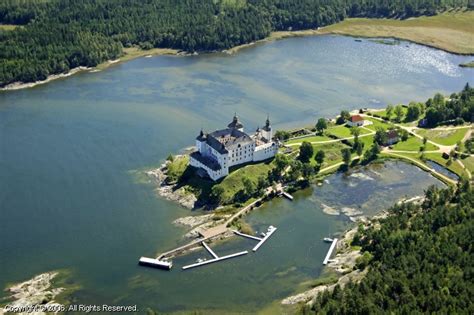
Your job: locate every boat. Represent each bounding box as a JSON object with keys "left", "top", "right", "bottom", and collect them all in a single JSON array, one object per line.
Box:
[
  {"left": 260, "top": 232, "right": 266, "bottom": 237},
  {"left": 323, "top": 237, "right": 334, "bottom": 243}
]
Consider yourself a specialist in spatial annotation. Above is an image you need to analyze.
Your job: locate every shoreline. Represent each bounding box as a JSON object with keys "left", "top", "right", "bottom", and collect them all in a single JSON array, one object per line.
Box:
[{"left": 2, "top": 13, "right": 472, "bottom": 92}]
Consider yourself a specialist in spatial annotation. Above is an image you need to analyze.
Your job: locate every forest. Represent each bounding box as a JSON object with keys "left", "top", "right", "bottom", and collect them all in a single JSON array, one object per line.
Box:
[
  {"left": 424, "top": 83, "right": 474, "bottom": 126},
  {"left": 0, "top": 0, "right": 471, "bottom": 87},
  {"left": 306, "top": 180, "right": 473, "bottom": 314}
]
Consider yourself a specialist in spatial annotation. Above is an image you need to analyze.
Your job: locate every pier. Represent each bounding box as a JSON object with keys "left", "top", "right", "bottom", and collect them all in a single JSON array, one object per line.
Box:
[
  {"left": 138, "top": 257, "right": 172, "bottom": 270},
  {"left": 182, "top": 251, "right": 248, "bottom": 270},
  {"left": 232, "top": 226, "right": 277, "bottom": 252},
  {"left": 282, "top": 192, "right": 294, "bottom": 201},
  {"left": 202, "top": 241, "right": 219, "bottom": 259},
  {"left": 253, "top": 226, "right": 277, "bottom": 251},
  {"left": 323, "top": 238, "right": 338, "bottom": 265}
]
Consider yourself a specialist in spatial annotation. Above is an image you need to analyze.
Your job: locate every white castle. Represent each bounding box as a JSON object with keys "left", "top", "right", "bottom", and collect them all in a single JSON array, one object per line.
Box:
[{"left": 189, "top": 114, "right": 278, "bottom": 180}]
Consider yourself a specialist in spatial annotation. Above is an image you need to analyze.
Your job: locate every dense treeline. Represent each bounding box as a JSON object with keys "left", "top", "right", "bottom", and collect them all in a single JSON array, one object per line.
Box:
[
  {"left": 0, "top": 0, "right": 471, "bottom": 87},
  {"left": 306, "top": 181, "right": 473, "bottom": 314},
  {"left": 424, "top": 83, "right": 474, "bottom": 126}
]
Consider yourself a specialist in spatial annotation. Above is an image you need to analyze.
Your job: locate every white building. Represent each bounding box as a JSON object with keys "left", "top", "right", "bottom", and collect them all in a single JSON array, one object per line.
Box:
[
  {"left": 189, "top": 115, "right": 278, "bottom": 181},
  {"left": 347, "top": 115, "right": 365, "bottom": 127}
]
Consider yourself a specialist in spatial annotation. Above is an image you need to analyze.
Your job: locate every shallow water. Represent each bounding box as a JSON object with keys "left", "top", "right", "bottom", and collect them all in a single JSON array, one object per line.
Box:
[{"left": 0, "top": 35, "right": 470, "bottom": 312}]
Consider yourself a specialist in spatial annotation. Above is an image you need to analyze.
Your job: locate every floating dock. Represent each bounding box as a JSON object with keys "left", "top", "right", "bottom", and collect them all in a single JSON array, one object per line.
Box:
[
  {"left": 252, "top": 226, "right": 277, "bottom": 252},
  {"left": 138, "top": 257, "right": 172, "bottom": 270},
  {"left": 323, "top": 238, "right": 338, "bottom": 265},
  {"left": 233, "top": 230, "right": 262, "bottom": 241},
  {"left": 182, "top": 251, "right": 248, "bottom": 270},
  {"left": 282, "top": 192, "right": 294, "bottom": 200}
]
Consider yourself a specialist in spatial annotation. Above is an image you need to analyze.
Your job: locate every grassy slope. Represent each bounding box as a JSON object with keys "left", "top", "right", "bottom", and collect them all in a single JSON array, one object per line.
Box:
[
  {"left": 326, "top": 125, "right": 371, "bottom": 138},
  {"left": 216, "top": 161, "right": 273, "bottom": 204},
  {"left": 415, "top": 127, "right": 470, "bottom": 146},
  {"left": 364, "top": 117, "right": 395, "bottom": 131},
  {"left": 316, "top": 10, "right": 474, "bottom": 54},
  {"left": 392, "top": 135, "right": 438, "bottom": 151}
]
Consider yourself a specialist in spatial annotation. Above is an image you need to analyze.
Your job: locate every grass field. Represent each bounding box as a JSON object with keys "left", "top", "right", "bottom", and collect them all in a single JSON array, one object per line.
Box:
[
  {"left": 311, "top": 142, "right": 350, "bottom": 167},
  {"left": 364, "top": 117, "right": 395, "bottom": 131},
  {"left": 461, "top": 156, "right": 474, "bottom": 174},
  {"left": 316, "top": 10, "right": 474, "bottom": 54},
  {"left": 326, "top": 125, "right": 371, "bottom": 138},
  {"left": 216, "top": 161, "right": 274, "bottom": 204},
  {"left": 286, "top": 134, "right": 331, "bottom": 145},
  {"left": 0, "top": 24, "right": 19, "bottom": 31},
  {"left": 415, "top": 127, "right": 471, "bottom": 146},
  {"left": 392, "top": 136, "right": 438, "bottom": 151}
]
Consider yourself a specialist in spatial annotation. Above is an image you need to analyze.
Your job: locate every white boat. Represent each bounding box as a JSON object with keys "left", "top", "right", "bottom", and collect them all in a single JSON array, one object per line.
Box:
[
  {"left": 260, "top": 232, "right": 266, "bottom": 237},
  {"left": 323, "top": 237, "right": 334, "bottom": 243}
]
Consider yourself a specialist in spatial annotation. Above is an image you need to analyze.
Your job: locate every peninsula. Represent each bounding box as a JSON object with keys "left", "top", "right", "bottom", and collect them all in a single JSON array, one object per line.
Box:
[{"left": 145, "top": 84, "right": 473, "bottom": 275}]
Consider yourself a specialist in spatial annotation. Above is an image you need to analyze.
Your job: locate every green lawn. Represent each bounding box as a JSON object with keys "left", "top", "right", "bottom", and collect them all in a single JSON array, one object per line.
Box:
[
  {"left": 286, "top": 134, "right": 331, "bottom": 145},
  {"left": 364, "top": 117, "right": 395, "bottom": 131},
  {"left": 326, "top": 124, "right": 371, "bottom": 138},
  {"left": 166, "top": 155, "right": 189, "bottom": 182},
  {"left": 312, "top": 142, "right": 350, "bottom": 167},
  {"left": 216, "top": 162, "right": 274, "bottom": 204},
  {"left": 392, "top": 136, "right": 439, "bottom": 151},
  {"left": 460, "top": 156, "right": 474, "bottom": 175},
  {"left": 415, "top": 127, "right": 471, "bottom": 146}
]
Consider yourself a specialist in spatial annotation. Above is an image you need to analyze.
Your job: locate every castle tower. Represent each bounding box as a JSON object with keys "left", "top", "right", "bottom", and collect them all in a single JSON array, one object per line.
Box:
[
  {"left": 261, "top": 115, "right": 272, "bottom": 141},
  {"left": 227, "top": 113, "right": 244, "bottom": 132}
]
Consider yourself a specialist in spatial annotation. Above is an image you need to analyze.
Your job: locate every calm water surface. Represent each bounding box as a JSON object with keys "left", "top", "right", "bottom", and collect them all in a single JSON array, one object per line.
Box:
[{"left": 0, "top": 35, "right": 471, "bottom": 313}]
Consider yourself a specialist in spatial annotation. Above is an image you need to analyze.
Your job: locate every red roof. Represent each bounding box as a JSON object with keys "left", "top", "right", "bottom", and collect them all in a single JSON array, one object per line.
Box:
[{"left": 350, "top": 115, "right": 363, "bottom": 122}]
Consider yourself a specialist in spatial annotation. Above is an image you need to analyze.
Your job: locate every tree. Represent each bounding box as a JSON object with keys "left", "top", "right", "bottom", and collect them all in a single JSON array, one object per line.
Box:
[
  {"left": 341, "top": 148, "right": 352, "bottom": 166},
  {"left": 400, "top": 129, "right": 409, "bottom": 141},
  {"left": 302, "top": 163, "right": 314, "bottom": 179},
  {"left": 316, "top": 118, "right": 328, "bottom": 135},
  {"left": 210, "top": 185, "right": 225, "bottom": 204},
  {"left": 386, "top": 104, "right": 394, "bottom": 119},
  {"left": 355, "top": 141, "right": 365, "bottom": 156},
  {"left": 350, "top": 127, "right": 361, "bottom": 138},
  {"left": 423, "top": 136, "right": 428, "bottom": 145},
  {"left": 336, "top": 110, "right": 351, "bottom": 125},
  {"left": 299, "top": 141, "right": 314, "bottom": 163},
  {"left": 242, "top": 177, "right": 256, "bottom": 198},
  {"left": 405, "top": 103, "right": 421, "bottom": 122},
  {"left": 374, "top": 127, "right": 388, "bottom": 146},
  {"left": 394, "top": 105, "right": 404, "bottom": 122},
  {"left": 315, "top": 150, "right": 325, "bottom": 165},
  {"left": 274, "top": 154, "right": 289, "bottom": 172},
  {"left": 274, "top": 130, "right": 290, "bottom": 141}
]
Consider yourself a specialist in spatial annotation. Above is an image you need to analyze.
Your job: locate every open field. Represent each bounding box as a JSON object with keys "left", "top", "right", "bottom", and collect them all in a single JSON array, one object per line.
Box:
[
  {"left": 461, "top": 156, "right": 474, "bottom": 174},
  {"left": 0, "top": 24, "right": 18, "bottom": 31},
  {"left": 316, "top": 10, "right": 474, "bottom": 55},
  {"left": 286, "top": 135, "right": 331, "bottom": 145},
  {"left": 326, "top": 125, "right": 371, "bottom": 138},
  {"left": 415, "top": 127, "right": 471, "bottom": 146},
  {"left": 364, "top": 117, "right": 395, "bottom": 131},
  {"left": 311, "top": 142, "right": 350, "bottom": 167},
  {"left": 392, "top": 136, "right": 438, "bottom": 151}
]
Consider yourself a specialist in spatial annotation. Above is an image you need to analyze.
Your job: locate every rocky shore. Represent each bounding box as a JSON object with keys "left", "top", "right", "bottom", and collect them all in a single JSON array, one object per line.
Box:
[
  {"left": 1, "top": 272, "right": 64, "bottom": 315},
  {"left": 146, "top": 159, "right": 197, "bottom": 209},
  {"left": 281, "top": 210, "right": 388, "bottom": 307}
]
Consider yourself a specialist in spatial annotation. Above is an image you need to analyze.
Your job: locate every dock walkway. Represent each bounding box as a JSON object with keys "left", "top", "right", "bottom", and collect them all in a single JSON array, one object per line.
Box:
[{"left": 323, "top": 238, "right": 338, "bottom": 265}]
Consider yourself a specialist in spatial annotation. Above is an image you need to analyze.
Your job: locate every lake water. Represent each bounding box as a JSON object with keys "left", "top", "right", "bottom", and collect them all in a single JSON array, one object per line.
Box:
[{"left": 0, "top": 35, "right": 471, "bottom": 313}]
